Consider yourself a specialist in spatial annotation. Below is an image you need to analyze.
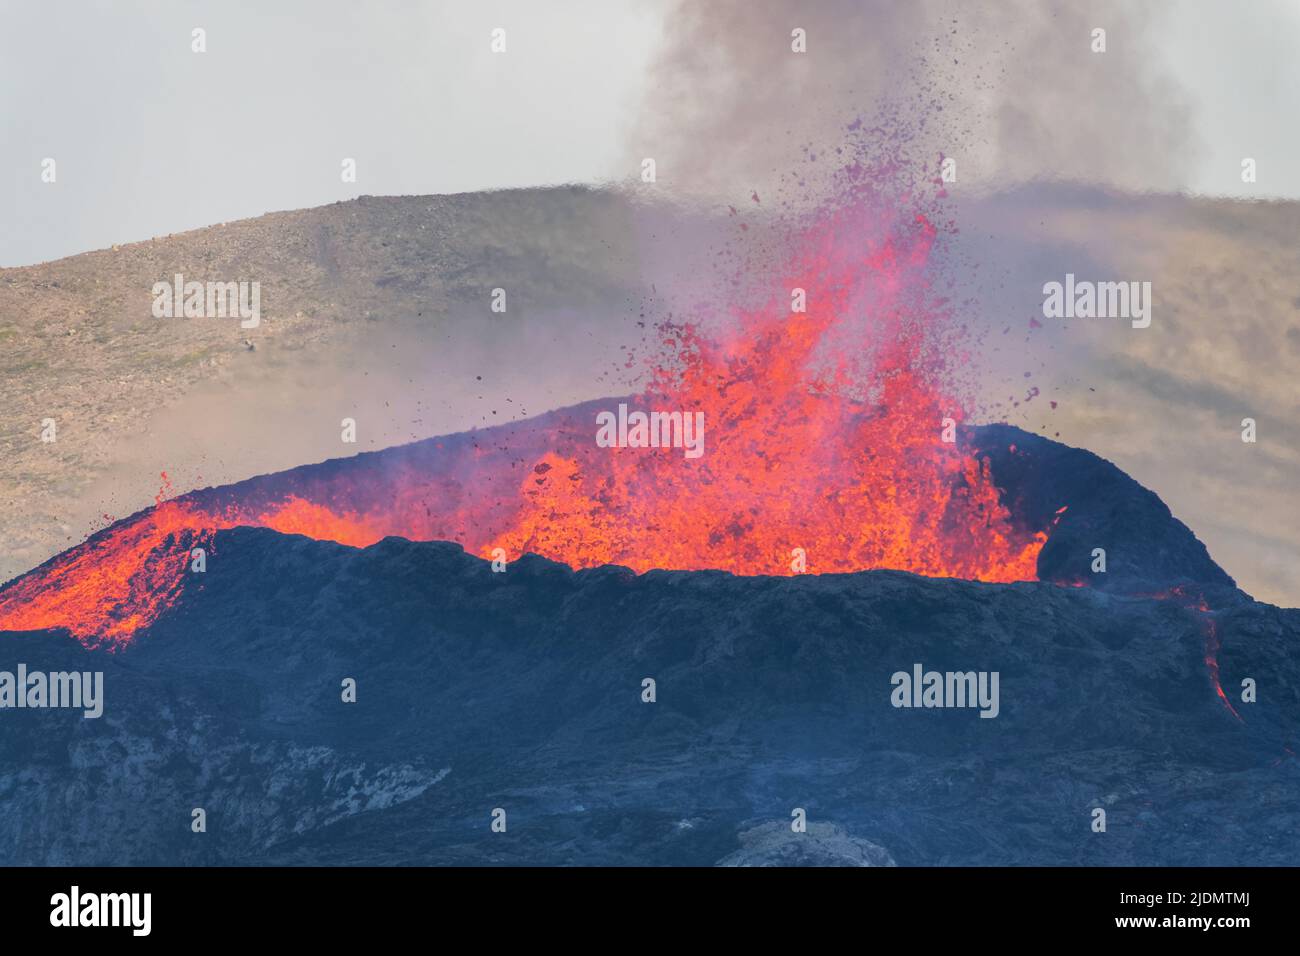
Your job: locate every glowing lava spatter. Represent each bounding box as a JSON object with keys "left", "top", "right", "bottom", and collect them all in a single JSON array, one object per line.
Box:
[
  {"left": 0, "top": 159, "right": 1053, "bottom": 646},
  {"left": 483, "top": 205, "right": 1045, "bottom": 580}
]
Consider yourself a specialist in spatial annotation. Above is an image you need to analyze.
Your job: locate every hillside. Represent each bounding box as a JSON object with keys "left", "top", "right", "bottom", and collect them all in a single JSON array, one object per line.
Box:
[{"left": 1, "top": 525, "right": 1295, "bottom": 865}]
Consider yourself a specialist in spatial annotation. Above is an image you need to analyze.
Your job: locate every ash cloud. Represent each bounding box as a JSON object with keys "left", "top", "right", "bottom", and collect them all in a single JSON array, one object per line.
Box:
[{"left": 631, "top": 0, "right": 1199, "bottom": 200}]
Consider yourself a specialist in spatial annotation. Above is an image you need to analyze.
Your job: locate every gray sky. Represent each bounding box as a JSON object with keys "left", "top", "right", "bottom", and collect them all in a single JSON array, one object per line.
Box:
[
  {"left": 1154, "top": 0, "right": 1300, "bottom": 196},
  {"left": 2, "top": 0, "right": 1299, "bottom": 267},
  {"left": 0, "top": 0, "right": 661, "bottom": 267}
]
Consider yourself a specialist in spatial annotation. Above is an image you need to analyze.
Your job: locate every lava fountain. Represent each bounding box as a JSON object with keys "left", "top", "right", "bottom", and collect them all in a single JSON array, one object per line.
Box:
[{"left": 0, "top": 175, "right": 1052, "bottom": 647}]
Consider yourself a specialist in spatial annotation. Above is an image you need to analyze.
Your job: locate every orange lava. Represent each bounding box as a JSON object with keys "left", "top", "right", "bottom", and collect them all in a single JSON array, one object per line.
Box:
[
  {"left": 0, "top": 200, "right": 1051, "bottom": 647},
  {"left": 0, "top": 500, "right": 214, "bottom": 646},
  {"left": 258, "top": 496, "right": 387, "bottom": 548},
  {"left": 486, "top": 209, "right": 1045, "bottom": 579},
  {"left": 1135, "top": 586, "right": 1242, "bottom": 722}
]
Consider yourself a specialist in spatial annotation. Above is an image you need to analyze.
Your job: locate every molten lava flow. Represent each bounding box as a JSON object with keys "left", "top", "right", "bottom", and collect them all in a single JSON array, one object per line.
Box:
[
  {"left": 0, "top": 500, "right": 214, "bottom": 647},
  {"left": 257, "top": 496, "right": 387, "bottom": 548},
  {"left": 1123, "top": 585, "right": 1243, "bottom": 722},
  {"left": 1171, "top": 586, "right": 1243, "bottom": 722},
  {"left": 0, "top": 192, "right": 1054, "bottom": 647},
  {"left": 1202, "top": 614, "right": 1242, "bottom": 721}
]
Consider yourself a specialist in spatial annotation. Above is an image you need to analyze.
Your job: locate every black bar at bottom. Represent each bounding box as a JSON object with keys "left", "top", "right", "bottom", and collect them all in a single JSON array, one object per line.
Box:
[{"left": 0, "top": 866, "right": 1281, "bottom": 941}]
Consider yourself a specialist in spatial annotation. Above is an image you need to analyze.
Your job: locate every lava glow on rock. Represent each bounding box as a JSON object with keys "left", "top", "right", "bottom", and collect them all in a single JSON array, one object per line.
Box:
[{"left": 0, "top": 189, "right": 1053, "bottom": 647}]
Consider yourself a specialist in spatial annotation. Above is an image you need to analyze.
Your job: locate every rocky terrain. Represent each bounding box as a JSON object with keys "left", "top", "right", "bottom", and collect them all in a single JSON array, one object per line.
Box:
[
  {"left": 1, "top": 183, "right": 1296, "bottom": 866},
  {"left": 0, "top": 523, "right": 1295, "bottom": 866},
  {"left": 0, "top": 409, "right": 1295, "bottom": 865}
]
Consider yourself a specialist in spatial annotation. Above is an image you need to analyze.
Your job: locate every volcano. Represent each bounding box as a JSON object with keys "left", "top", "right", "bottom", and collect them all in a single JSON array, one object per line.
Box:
[
  {"left": 0, "top": 196, "right": 1237, "bottom": 647},
  {"left": 0, "top": 512, "right": 1296, "bottom": 866},
  {"left": 0, "top": 169, "right": 1291, "bottom": 866},
  {"left": 2, "top": 400, "right": 1296, "bottom": 866},
  {"left": 0, "top": 401, "right": 1235, "bottom": 648}
]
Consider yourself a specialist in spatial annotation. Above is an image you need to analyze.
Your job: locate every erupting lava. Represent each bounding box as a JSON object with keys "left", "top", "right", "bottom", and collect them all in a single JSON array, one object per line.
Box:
[
  {"left": 482, "top": 206, "right": 1045, "bottom": 580},
  {"left": 0, "top": 181, "right": 1051, "bottom": 646}
]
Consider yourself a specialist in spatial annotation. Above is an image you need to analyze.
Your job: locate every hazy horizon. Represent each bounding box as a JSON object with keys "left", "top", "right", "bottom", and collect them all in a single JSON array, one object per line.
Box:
[{"left": 4, "top": 0, "right": 1300, "bottom": 267}]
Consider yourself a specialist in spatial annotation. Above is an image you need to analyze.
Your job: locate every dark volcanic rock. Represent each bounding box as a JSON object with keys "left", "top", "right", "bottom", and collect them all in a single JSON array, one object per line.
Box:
[
  {"left": 0, "top": 527, "right": 1296, "bottom": 866},
  {"left": 966, "top": 424, "right": 1238, "bottom": 599}
]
